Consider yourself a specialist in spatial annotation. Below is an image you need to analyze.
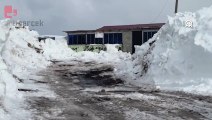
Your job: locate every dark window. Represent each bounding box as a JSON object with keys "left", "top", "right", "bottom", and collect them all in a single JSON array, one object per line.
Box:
[
  {"left": 114, "top": 33, "right": 118, "bottom": 44},
  {"left": 81, "top": 35, "right": 86, "bottom": 44},
  {"left": 78, "top": 35, "right": 82, "bottom": 44},
  {"left": 117, "top": 33, "right": 122, "bottom": 44},
  {"left": 87, "top": 34, "right": 95, "bottom": 44},
  {"left": 109, "top": 34, "right": 113, "bottom": 44},
  {"left": 73, "top": 35, "right": 78, "bottom": 44},
  {"left": 105, "top": 33, "right": 122, "bottom": 44},
  {"left": 95, "top": 38, "right": 98, "bottom": 44},
  {"left": 152, "top": 31, "right": 157, "bottom": 35},
  {"left": 87, "top": 34, "right": 91, "bottom": 44},
  {"left": 95, "top": 38, "right": 103, "bottom": 44},
  {"left": 68, "top": 34, "right": 86, "bottom": 45},
  {"left": 77, "top": 34, "right": 86, "bottom": 44},
  {"left": 104, "top": 34, "right": 109, "bottom": 44},
  {"left": 68, "top": 35, "right": 74, "bottom": 45},
  {"left": 148, "top": 32, "right": 152, "bottom": 40},
  {"left": 69, "top": 33, "right": 122, "bottom": 45},
  {"left": 99, "top": 38, "right": 103, "bottom": 44},
  {"left": 91, "top": 37, "right": 95, "bottom": 44},
  {"left": 143, "top": 32, "right": 148, "bottom": 43},
  {"left": 143, "top": 31, "right": 157, "bottom": 44}
]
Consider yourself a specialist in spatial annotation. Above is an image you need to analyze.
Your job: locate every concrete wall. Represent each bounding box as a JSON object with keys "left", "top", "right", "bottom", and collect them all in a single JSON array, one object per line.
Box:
[{"left": 122, "top": 31, "right": 133, "bottom": 53}]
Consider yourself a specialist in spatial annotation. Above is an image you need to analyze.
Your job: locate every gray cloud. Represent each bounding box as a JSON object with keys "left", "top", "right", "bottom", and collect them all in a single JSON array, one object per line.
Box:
[
  {"left": 0, "top": 0, "right": 211, "bottom": 35},
  {"left": 179, "top": 0, "right": 212, "bottom": 12}
]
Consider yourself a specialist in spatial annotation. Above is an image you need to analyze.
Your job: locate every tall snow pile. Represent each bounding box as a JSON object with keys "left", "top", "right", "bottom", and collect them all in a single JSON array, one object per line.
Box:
[
  {"left": 133, "top": 6, "right": 212, "bottom": 95},
  {"left": 41, "top": 36, "right": 75, "bottom": 60},
  {"left": 0, "top": 20, "right": 41, "bottom": 119},
  {"left": 0, "top": 20, "right": 74, "bottom": 119}
]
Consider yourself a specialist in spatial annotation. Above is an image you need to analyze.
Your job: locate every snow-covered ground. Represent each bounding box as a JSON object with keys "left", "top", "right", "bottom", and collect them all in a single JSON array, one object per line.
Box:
[
  {"left": 133, "top": 6, "right": 212, "bottom": 95},
  {"left": 1, "top": 5, "right": 212, "bottom": 119}
]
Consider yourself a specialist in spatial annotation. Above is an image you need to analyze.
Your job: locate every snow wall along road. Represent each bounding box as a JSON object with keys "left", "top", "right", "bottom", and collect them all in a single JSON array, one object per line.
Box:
[{"left": 133, "top": 6, "right": 212, "bottom": 95}]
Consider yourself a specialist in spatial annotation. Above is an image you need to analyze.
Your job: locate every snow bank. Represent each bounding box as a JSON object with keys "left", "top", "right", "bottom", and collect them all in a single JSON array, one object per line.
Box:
[
  {"left": 133, "top": 6, "right": 212, "bottom": 95},
  {"left": 0, "top": 20, "right": 63, "bottom": 119},
  {"left": 41, "top": 37, "right": 74, "bottom": 60},
  {"left": 65, "top": 44, "right": 132, "bottom": 64},
  {"left": 0, "top": 20, "right": 33, "bottom": 119}
]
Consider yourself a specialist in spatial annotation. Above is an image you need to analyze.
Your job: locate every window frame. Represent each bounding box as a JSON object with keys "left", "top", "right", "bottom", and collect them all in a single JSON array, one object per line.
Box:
[
  {"left": 87, "top": 34, "right": 95, "bottom": 44},
  {"left": 142, "top": 30, "right": 158, "bottom": 44},
  {"left": 104, "top": 32, "right": 122, "bottom": 44}
]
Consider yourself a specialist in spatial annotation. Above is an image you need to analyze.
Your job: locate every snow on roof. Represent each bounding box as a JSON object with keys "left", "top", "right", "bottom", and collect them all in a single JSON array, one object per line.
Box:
[{"left": 64, "top": 30, "right": 96, "bottom": 34}]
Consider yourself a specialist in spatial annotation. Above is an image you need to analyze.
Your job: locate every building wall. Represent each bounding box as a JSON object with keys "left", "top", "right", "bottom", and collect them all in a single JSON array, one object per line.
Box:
[
  {"left": 122, "top": 31, "right": 133, "bottom": 53},
  {"left": 69, "top": 45, "right": 106, "bottom": 52}
]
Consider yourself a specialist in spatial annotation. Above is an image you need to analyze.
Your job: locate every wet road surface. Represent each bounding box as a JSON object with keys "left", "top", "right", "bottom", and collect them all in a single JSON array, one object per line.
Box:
[{"left": 25, "top": 60, "right": 212, "bottom": 120}]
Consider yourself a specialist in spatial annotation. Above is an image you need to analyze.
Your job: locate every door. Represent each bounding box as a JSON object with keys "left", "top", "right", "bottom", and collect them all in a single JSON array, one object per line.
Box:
[{"left": 132, "top": 31, "right": 143, "bottom": 53}]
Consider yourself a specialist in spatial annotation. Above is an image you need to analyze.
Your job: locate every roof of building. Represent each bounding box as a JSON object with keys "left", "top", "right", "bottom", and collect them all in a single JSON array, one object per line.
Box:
[
  {"left": 97, "top": 23, "right": 165, "bottom": 32},
  {"left": 64, "top": 23, "right": 165, "bottom": 33},
  {"left": 64, "top": 30, "right": 96, "bottom": 33}
]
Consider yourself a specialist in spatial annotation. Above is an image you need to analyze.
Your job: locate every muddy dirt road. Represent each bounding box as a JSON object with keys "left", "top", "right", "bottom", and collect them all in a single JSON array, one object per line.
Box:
[{"left": 26, "top": 60, "right": 212, "bottom": 120}]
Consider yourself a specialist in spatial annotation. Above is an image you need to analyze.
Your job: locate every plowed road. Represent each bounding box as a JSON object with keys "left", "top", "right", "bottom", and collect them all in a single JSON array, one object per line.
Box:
[{"left": 25, "top": 60, "right": 212, "bottom": 120}]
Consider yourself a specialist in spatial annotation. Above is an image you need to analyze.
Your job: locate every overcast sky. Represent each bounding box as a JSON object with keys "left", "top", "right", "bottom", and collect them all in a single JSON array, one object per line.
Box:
[{"left": 0, "top": 0, "right": 212, "bottom": 35}]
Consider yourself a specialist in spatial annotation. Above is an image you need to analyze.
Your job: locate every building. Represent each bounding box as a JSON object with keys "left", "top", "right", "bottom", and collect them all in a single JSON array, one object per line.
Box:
[{"left": 64, "top": 23, "right": 164, "bottom": 53}]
